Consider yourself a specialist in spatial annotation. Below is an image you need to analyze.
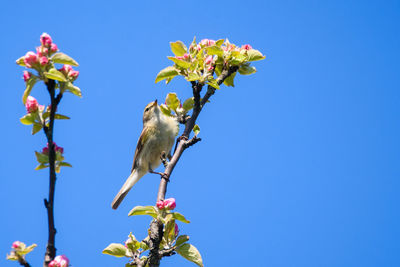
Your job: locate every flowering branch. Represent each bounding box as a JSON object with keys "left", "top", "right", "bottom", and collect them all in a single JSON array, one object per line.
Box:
[{"left": 10, "top": 32, "right": 81, "bottom": 267}]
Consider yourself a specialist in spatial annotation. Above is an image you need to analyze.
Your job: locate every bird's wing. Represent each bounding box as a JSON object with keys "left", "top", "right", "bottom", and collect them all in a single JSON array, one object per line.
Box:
[{"left": 130, "top": 125, "right": 154, "bottom": 172}]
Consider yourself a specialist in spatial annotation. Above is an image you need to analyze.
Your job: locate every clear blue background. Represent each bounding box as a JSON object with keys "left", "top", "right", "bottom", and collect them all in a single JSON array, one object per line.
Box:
[{"left": 1, "top": 0, "right": 399, "bottom": 266}]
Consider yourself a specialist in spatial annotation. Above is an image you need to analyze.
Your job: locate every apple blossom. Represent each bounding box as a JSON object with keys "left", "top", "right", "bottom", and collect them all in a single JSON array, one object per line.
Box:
[
  {"left": 23, "top": 71, "right": 31, "bottom": 82},
  {"left": 156, "top": 200, "right": 165, "bottom": 209},
  {"left": 23, "top": 51, "right": 38, "bottom": 68},
  {"left": 12, "top": 241, "right": 21, "bottom": 249},
  {"left": 241, "top": 44, "right": 252, "bottom": 50},
  {"left": 164, "top": 198, "right": 176, "bottom": 210},
  {"left": 49, "top": 255, "right": 69, "bottom": 267},
  {"left": 25, "top": 96, "right": 39, "bottom": 113},
  {"left": 40, "top": 56, "right": 49, "bottom": 66},
  {"left": 40, "top": 33, "right": 53, "bottom": 47}
]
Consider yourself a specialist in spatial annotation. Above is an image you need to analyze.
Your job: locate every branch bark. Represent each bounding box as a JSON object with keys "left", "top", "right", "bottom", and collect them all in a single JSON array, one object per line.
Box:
[
  {"left": 148, "top": 65, "right": 239, "bottom": 266},
  {"left": 42, "top": 79, "right": 63, "bottom": 267},
  {"left": 17, "top": 254, "right": 31, "bottom": 267}
]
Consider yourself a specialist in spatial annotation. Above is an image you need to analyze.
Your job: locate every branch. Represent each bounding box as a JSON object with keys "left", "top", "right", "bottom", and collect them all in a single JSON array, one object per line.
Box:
[
  {"left": 42, "top": 79, "right": 63, "bottom": 267},
  {"left": 17, "top": 255, "right": 31, "bottom": 267},
  {"left": 148, "top": 65, "right": 239, "bottom": 266}
]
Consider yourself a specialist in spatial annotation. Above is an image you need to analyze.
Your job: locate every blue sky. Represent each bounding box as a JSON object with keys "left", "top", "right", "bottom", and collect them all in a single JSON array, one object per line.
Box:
[{"left": 1, "top": 0, "right": 400, "bottom": 266}]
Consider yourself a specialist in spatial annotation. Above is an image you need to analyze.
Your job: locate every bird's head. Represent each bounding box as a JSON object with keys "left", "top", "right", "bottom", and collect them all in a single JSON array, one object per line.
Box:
[{"left": 142, "top": 99, "right": 160, "bottom": 124}]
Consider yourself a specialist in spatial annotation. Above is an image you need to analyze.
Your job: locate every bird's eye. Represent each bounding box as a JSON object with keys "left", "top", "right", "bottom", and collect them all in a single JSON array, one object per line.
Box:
[{"left": 145, "top": 107, "right": 150, "bottom": 112}]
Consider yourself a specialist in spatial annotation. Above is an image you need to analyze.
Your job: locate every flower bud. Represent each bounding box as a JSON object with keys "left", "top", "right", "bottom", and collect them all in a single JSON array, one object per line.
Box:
[
  {"left": 50, "top": 43, "right": 58, "bottom": 53},
  {"left": 164, "top": 198, "right": 176, "bottom": 210},
  {"left": 207, "top": 65, "right": 214, "bottom": 72},
  {"left": 49, "top": 255, "right": 69, "bottom": 267},
  {"left": 183, "top": 53, "right": 190, "bottom": 60},
  {"left": 68, "top": 70, "right": 79, "bottom": 80},
  {"left": 200, "top": 39, "right": 209, "bottom": 46},
  {"left": 23, "top": 51, "right": 38, "bottom": 68},
  {"left": 40, "top": 33, "right": 53, "bottom": 47},
  {"left": 156, "top": 200, "right": 165, "bottom": 209},
  {"left": 12, "top": 241, "right": 21, "bottom": 249},
  {"left": 204, "top": 55, "right": 213, "bottom": 65},
  {"left": 25, "top": 96, "right": 39, "bottom": 113},
  {"left": 208, "top": 39, "right": 215, "bottom": 46},
  {"left": 42, "top": 146, "right": 49, "bottom": 155},
  {"left": 36, "top": 46, "right": 49, "bottom": 57},
  {"left": 241, "top": 44, "right": 252, "bottom": 50},
  {"left": 59, "top": 64, "right": 73, "bottom": 76},
  {"left": 23, "top": 71, "right": 31, "bottom": 82},
  {"left": 40, "top": 56, "right": 49, "bottom": 66},
  {"left": 55, "top": 146, "right": 64, "bottom": 154}
]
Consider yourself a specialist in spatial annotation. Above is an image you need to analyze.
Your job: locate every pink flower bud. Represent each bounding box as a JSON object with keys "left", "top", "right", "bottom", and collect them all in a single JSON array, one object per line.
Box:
[
  {"left": 164, "top": 198, "right": 176, "bottom": 210},
  {"left": 208, "top": 39, "right": 215, "bottom": 46},
  {"left": 50, "top": 255, "right": 69, "bottom": 267},
  {"left": 207, "top": 65, "right": 214, "bottom": 72},
  {"left": 36, "top": 46, "right": 49, "bottom": 57},
  {"left": 40, "top": 56, "right": 49, "bottom": 66},
  {"left": 183, "top": 53, "right": 190, "bottom": 60},
  {"left": 40, "top": 33, "right": 53, "bottom": 47},
  {"left": 200, "top": 39, "right": 209, "bottom": 46},
  {"left": 59, "top": 64, "right": 73, "bottom": 75},
  {"left": 26, "top": 96, "right": 39, "bottom": 113},
  {"left": 176, "top": 56, "right": 184, "bottom": 60},
  {"left": 23, "top": 51, "right": 38, "bottom": 68},
  {"left": 204, "top": 55, "right": 213, "bottom": 65},
  {"left": 68, "top": 70, "right": 79, "bottom": 79},
  {"left": 241, "top": 44, "right": 252, "bottom": 50},
  {"left": 50, "top": 43, "right": 58, "bottom": 53},
  {"left": 174, "top": 224, "right": 179, "bottom": 236},
  {"left": 42, "top": 146, "right": 49, "bottom": 155},
  {"left": 23, "top": 71, "right": 31, "bottom": 82},
  {"left": 55, "top": 146, "right": 64, "bottom": 154},
  {"left": 197, "top": 45, "right": 201, "bottom": 51},
  {"left": 156, "top": 200, "right": 165, "bottom": 209},
  {"left": 12, "top": 241, "right": 21, "bottom": 249}
]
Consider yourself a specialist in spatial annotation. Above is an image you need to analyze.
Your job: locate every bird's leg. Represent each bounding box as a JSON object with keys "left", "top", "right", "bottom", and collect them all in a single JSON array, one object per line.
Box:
[{"left": 149, "top": 163, "right": 170, "bottom": 182}]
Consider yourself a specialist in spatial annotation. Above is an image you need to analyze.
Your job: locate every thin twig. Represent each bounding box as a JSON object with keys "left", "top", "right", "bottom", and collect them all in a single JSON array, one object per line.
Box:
[{"left": 42, "top": 79, "right": 63, "bottom": 267}]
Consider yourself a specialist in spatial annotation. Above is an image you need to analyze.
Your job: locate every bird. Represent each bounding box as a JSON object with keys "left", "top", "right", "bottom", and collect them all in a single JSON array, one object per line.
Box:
[{"left": 111, "top": 100, "right": 179, "bottom": 209}]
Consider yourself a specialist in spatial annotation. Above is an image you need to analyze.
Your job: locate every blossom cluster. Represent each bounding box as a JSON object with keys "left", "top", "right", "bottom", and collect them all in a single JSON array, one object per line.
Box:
[
  {"left": 156, "top": 197, "right": 176, "bottom": 210},
  {"left": 42, "top": 142, "right": 64, "bottom": 155},
  {"left": 23, "top": 33, "right": 57, "bottom": 69}
]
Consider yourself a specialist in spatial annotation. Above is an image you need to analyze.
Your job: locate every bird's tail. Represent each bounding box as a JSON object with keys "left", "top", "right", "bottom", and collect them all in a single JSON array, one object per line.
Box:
[{"left": 111, "top": 170, "right": 142, "bottom": 210}]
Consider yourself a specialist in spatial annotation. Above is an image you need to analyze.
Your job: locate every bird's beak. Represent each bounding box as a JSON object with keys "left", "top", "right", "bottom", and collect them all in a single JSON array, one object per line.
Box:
[{"left": 153, "top": 99, "right": 158, "bottom": 106}]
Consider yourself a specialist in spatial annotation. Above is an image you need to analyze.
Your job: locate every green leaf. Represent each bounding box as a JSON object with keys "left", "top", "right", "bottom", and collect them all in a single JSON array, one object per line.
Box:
[
  {"left": 128, "top": 206, "right": 157, "bottom": 218},
  {"left": 164, "top": 218, "right": 176, "bottom": 243},
  {"left": 64, "top": 82, "right": 82, "bottom": 97},
  {"left": 170, "top": 41, "right": 187, "bottom": 56},
  {"left": 182, "top": 97, "right": 194, "bottom": 111},
  {"left": 246, "top": 49, "right": 266, "bottom": 62},
  {"left": 54, "top": 114, "right": 70, "bottom": 120},
  {"left": 160, "top": 104, "right": 173, "bottom": 117},
  {"left": 102, "top": 243, "right": 127, "bottom": 258},
  {"left": 206, "top": 78, "right": 220, "bottom": 90},
  {"left": 176, "top": 243, "right": 204, "bottom": 267},
  {"left": 32, "top": 123, "right": 43, "bottom": 135},
  {"left": 238, "top": 64, "right": 257, "bottom": 75},
  {"left": 215, "top": 39, "right": 225, "bottom": 46},
  {"left": 192, "top": 125, "right": 200, "bottom": 136},
  {"left": 44, "top": 68, "right": 67, "bottom": 82},
  {"left": 175, "top": 235, "right": 190, "bottom": 247},
  {"left": 230, "top": 53, "right": 247, "bottom": 65},
  {"left": 18, "top": 244, "right": 37, "bottom": 255},
  {"left": 223, "top": 71, "right": 236, "bottom": 87},
  {"left": 59, "top": 162, "right": 72, "bottom": 167},
  {"left": 6, "top": 253, "right": 18, "bottom": 261},
  {"left": 172, "top": 212, "right": 190, "bottom": 224},
  {"left": 155, "top": 66, "right": 179, "bottom": 83},
  {"left": 51, "top": 52, "right": 79, "bottom": 66},
  {"left": 16, "top": 56, "right": 27, "bottom": 67},
  {"left": 140, "top": 240, "right": 149, "bottom": 251},
  {"left": 22, "top": 76, "right": 38, "bottom": 104},
  {"left": 35, "top": 151, "right": 49, "bottom": 164},
  {"left": 165, "top": 93, "right": 180, "bottom": 111},
  {"left": 35, "top": 163, "right": 49, "bottom": 170},
  {"left": 20, "top": 113, "right": 36, "bottom": 125},
  {"left": 186, "top": 72, "right": 201, "bottom": 82},
  {"left": 206, "top": 46, "right": 224, "bottom": 57},
  {"left": 167, "top": 56, "right": 191, "bottom": 69}
]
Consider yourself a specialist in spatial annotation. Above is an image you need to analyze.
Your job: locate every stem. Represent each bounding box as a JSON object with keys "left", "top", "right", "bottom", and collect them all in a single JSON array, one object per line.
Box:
[
  {"left": 17, "top": 254, "right": 31, "bottom": 267},
  {"left": 42, "top": 79, "right": 63, "bottom": 267},
  {"left": 148, "top": 65, "right": 239, "bottom": 266}
]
